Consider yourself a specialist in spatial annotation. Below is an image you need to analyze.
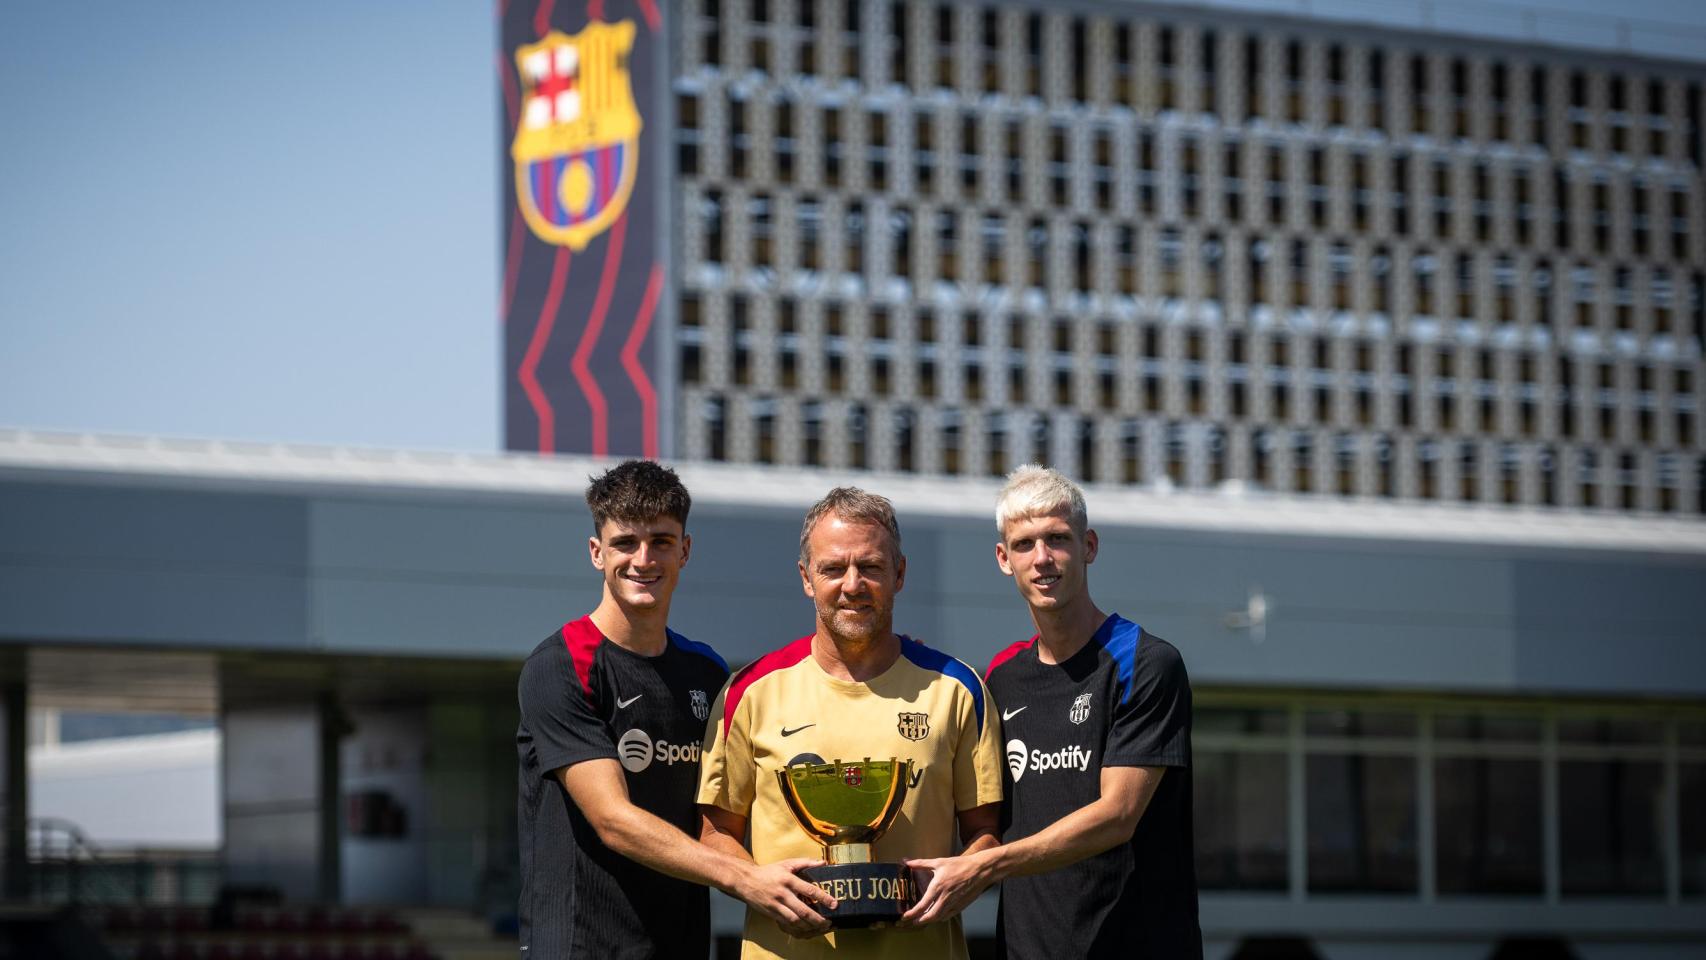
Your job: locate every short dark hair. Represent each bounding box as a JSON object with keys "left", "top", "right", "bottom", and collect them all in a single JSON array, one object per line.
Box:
[
  {"left": 799, "top": 486, "right": 901, "bottom": 565},
  {"left": 585, "top": 460, "right": 691, "bottom": 533}
]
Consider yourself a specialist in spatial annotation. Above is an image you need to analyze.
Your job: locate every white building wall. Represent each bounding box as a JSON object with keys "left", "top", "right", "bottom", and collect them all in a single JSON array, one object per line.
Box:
[{"left": 28, "top": 729, "right": 220, "bottom": 850}]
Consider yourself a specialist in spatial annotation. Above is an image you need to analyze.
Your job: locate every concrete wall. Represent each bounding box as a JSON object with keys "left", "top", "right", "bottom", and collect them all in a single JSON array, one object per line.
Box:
[
  {"left": 29, "top": 730, "right": 220, "bottom": 849},
  {"left": 222, "top": 704, "right": 334, "bottom": 901},
  {"left": 340, "top": 707, "right": 428, "bottom": 904}
]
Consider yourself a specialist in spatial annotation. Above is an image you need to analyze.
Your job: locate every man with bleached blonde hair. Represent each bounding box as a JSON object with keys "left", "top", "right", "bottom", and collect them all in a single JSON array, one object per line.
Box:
[{"left": 902, "top": 465, "right": 1201, "bottom": 959}]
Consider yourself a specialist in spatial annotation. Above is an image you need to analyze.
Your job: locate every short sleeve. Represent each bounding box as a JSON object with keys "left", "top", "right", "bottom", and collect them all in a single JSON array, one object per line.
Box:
[
  {"left": 953, "top": 669, "right": 1006, "bottom": 811},
  {"left": 1103, "top": 638, "right": 1192, "bottom": 769},
  {"left": 518, "top": 646, "right": 617, "bottom": 778},
  {"left": 696, "top": 676, "right": 756, "bottom": 816}
]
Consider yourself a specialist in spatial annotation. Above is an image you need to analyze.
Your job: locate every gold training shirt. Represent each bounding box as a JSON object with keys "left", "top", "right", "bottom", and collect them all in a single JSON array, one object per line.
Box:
[{"left": 698, "top": 635, "right": 1005, "bottom": 960}]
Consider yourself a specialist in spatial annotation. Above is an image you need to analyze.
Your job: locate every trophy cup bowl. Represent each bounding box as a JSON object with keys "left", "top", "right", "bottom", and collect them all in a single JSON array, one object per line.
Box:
[{"left": 776, "top": 758, "right": 917, "bottom": 928}]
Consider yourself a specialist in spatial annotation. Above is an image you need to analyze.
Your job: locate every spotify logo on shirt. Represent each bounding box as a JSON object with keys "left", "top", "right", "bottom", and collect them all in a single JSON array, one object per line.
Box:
[
  {"left": 1006, "top": 740, "right": 1028, "bottom": 781},
  {"left": 617, "top": 728, "right": 701, "bottom": 773},
  {"left": 1006, "top": 738, "right": 1094, "bottom": 782}
]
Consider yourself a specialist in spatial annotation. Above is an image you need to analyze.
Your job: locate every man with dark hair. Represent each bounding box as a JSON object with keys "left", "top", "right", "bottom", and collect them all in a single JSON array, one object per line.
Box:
[
  {"left": 899, "top": 465, "right": 1201, "bottom": 958},
  {"left": 698, "top": 486, "right": 1005, "bottom": 959},
  {"left": 517, "top": 460, "right": 833, "bottom": 959}
]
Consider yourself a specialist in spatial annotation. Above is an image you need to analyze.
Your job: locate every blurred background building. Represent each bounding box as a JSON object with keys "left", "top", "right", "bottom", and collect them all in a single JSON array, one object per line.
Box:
[
  {"left": 5, "top": 1, "right": 1706, "bottom": 959},
  {"left": 665, "top": 0, "right": 1705, "bottom": 511}
]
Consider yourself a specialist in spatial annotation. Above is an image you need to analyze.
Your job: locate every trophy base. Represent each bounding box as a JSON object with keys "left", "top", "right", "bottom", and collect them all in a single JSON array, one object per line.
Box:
[{"left": 800, "top": 861, "right": 917, "bottom": 929}]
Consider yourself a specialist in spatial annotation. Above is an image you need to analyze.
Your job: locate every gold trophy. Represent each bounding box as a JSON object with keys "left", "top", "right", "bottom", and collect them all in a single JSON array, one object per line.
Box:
[{"left": 776, "top": 758, "right": 917, "bottom": 927}]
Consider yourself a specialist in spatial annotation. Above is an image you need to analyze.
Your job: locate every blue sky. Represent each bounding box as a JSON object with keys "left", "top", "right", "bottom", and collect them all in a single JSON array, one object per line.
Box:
[
  {"left": 0, "top": 1, "right": 498, "bottom": 451},
  {"left": 2, "top": 0, "right": 1702, "bottom": 454}
]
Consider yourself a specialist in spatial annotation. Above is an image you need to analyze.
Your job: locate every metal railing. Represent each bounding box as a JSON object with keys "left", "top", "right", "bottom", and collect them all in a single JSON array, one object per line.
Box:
[{"left": 4, "top": 817, "right": 220, "bottom": 906}]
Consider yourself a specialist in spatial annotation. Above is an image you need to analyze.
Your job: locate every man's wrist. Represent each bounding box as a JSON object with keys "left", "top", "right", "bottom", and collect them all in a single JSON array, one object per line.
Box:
[
  {"left": 971, "top": 843, "right": 1011, "bottom": 884},
  {"left": 715, "top": 854, "right": 755, "bottom": 898}
]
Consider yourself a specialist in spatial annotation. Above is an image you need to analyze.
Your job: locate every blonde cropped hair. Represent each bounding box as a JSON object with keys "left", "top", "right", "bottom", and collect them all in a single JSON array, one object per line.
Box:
[{"left": 995, "top": 465, "right": 1087, "bottom": 538}]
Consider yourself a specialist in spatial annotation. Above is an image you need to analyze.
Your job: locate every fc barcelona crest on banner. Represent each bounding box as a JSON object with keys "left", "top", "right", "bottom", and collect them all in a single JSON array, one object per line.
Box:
[
  {"left": 897, "top": 712, "right": 930, "bottom": 741},
  {"left": 511, "top": 21, "right": 642, "bottom": 251}
]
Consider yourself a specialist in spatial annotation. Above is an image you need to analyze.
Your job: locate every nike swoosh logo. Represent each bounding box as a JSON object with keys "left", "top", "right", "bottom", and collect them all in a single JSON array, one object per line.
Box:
[
  {"left": 780, "top": 724, "right": 816, "bottom": 737},
  {"left": 1002, "top": 706, "right": 1027, "bottom": 721},
  {"left": 616, "top": 694, "right": 643, "bottom": 709}
]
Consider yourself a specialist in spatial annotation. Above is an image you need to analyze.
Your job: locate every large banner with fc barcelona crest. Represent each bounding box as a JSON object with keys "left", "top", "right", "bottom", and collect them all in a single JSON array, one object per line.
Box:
[{"left": 500, "top": 0, "right": 668, "bottom": 457}]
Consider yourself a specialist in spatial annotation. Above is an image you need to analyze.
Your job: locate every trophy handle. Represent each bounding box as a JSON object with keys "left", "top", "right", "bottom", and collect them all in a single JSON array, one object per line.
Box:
[
  {"left": 870, "top": 759, "right": 911, "bottom": 838},
  {"left": 775, "top": 769, "right": 838, "bottom": 848}
]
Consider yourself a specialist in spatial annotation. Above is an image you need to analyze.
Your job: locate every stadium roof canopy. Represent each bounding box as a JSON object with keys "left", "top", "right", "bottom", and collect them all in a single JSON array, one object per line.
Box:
[{"left": 4, "top": 428, "right": 1704, "bottom": 557}]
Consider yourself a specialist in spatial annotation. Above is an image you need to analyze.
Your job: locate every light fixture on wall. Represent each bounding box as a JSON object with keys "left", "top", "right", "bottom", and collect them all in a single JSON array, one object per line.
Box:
[{"left": 1223, "top": 585, "right": 1270, "bottom": 644}]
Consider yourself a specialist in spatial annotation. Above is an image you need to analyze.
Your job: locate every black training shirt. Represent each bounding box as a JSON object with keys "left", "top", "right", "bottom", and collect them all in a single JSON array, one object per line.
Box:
[
  {"left": 985, "top": 614, "right": 1201, "bottom": 960},
  {"left": 517, "top": 616, "right": 729, "bottom": 959}
]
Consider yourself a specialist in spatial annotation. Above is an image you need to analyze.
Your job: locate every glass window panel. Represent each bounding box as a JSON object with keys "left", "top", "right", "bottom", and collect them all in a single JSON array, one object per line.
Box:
[
  {"left": 1680, "top": 720, "right": 1706, "bottom": 747},
  {"left": 1307, "top": 754, "right": 1418, "bottom": 893},
  {"left": 1306, "top": 709, "right": 1417, "bottom": 739},
  {"left": 1434, "top": 713, "right": 1541, "bottom": 744},
  {"left": 1434, "top": 757, "right": 1543, "bottom": 895},
  {"left": 1557, "top": 717, "right": 1664, "bottom": 745},
  {"left": 1559, "top": 759, "right": 1665, "bottom": 896},
  {"left": 1195, "top": 750, "right": 1289, "bottom": 891},
  {"left": 1196, "top": 707, "right": 1288, "bottom": 736},
  {"left": 1682, "top": 763, "right": 1706, "bottom": 898}
]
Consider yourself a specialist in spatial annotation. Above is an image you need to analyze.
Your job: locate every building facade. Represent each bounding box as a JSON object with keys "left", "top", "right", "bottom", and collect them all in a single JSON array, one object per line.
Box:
[
  {"left": 666, "top": 0, "right": 1706, "bottom": 517},
  {"left": 3, "top": 430, "right": 1705, "bottom": 957}
]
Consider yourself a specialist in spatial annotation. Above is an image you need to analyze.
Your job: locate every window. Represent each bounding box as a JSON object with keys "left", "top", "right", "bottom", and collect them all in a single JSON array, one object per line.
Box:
[
  {"left": 1434, "top": 714, "right": 1544, "bottom": 895},
  {"left": 1558, "top": 718, "right": 1667, "bottom": 897},
  {"left": 1306, "top": 710, "right": 1419, "bottom": 893},
  {"left": 1195, "top": 707, "right": 1290, "bottom": 892}
]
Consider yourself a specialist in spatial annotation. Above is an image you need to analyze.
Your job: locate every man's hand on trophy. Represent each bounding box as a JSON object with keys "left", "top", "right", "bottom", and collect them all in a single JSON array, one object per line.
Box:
[
  {"left": 735, "top": 858, "right": 838, "bottom": 938},
  {"left": 896, "top": 851, "right": 996, "bottom": 927}
]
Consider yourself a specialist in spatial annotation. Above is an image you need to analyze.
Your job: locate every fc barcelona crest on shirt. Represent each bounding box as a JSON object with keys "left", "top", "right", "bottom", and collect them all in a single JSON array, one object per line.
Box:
[
  {"left": 690, "top": 689, "right": 709, "bottom": 722},
  {"left": 897, "top": 711, "right": 930, "bottom": 741},
  {"left": 511, "top": 21, "right": 642, "bottom": 251},
  {"left": 1069, "top": 693, "right": 1093, "bottom": 725}
]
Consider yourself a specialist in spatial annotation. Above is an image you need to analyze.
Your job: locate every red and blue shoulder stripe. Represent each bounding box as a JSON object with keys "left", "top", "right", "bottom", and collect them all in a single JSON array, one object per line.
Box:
[
  {"left": 560, "top": 616, "right": 604, "bottom": 707},
  {"left": 985, "top": 636, "right": 1036, "bottom": 680},
  {"left": 1092, "top": 614, "right": 1144, "bottom": 705},
  {"left": 667, "top": 628, "right": 729, "bottom": 674},
  {"left": 720, "top": 636, "right": 813, "bottom": 734},
  {"left": 899, "top": 637, "right": 986, "bottom": 735}
]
